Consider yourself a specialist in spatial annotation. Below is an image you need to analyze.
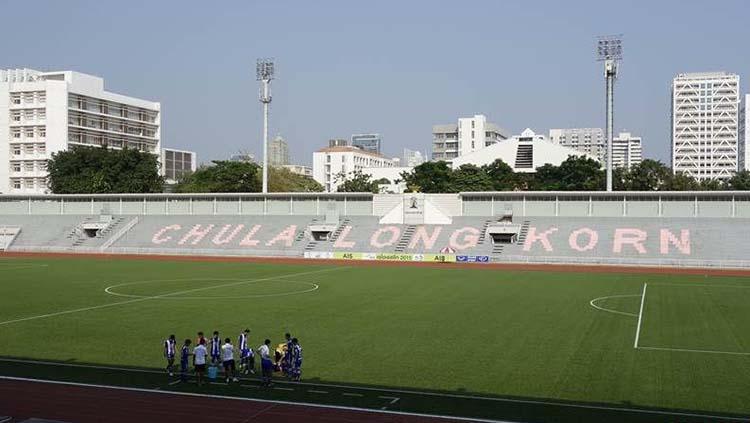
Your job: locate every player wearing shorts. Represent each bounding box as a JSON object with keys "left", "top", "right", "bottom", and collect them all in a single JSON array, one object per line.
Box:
[
  {"left": 193, "top": 339, "right": 208, "bottom": 386},
  {"left": 238, "top": 329, "right": 255, "bottom": 374},
  {"left": 164, "top": 334, "right": 176, "bottom": 377},
  {"left": 221, "top": 338, "right": 239, "bottom": 383},
  {"left": 210, "top": 331, "right": 221, "bottom": 365},
  {"left": 290, "top": 338, "right": 303, "bottom": 382},
  {"left": 281, "top": 332, "right": 293, "bottom": 376},
  {"left": 258, "top": 339, "right": 273, "bottom": 387},
  {"left": 180, "top": 339, "right": 191, "bottom": 382}
]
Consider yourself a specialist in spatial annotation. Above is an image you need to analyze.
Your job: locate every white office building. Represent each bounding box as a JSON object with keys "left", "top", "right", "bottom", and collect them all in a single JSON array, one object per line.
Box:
[
  {"left": 549, "top": 128, "right": 605, "bottom": 163},
  {"left": 612, "top": 132, "right": 643, "bottom": 170},
  {"left": 351, "top": 133, "right": 382, "bottom": 155},
  {"left": 432, "top": 114, "right": 509, "bottom": 163},
  {"left": 281, "top": 164, "right": 312, "bottom": 178},
  {"left": 671, "top": 72, "right": 740, "bottom": 181},
  {"left": 313, "top": 146, "right": 394, "bottom": 192},
  {"left": 0, "top": 68, "right": 160, "bottom": 194},
  {"left": 451, "top": 128, "right": 597, "bottom": 172},
  {"left": 740, "top": 94, "right": 749, "bottom": 171},
  {"left": 161, "top": 148, "right": 197, "bottom": 184},
  {"left": 269, "top": 135, "right": 289, "bottom": 167},
  {"left": 402, "top": 148, "right": 425, "bottom": 167}
]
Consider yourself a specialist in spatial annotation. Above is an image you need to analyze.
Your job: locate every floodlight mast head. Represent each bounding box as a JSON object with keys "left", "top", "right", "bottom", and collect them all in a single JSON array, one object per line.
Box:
[
  {"left": 596, "top": 35, "right": 623, "bottom": 62},
  {"left": 256, "top": 58, "right": 275, "bottom": 81}
]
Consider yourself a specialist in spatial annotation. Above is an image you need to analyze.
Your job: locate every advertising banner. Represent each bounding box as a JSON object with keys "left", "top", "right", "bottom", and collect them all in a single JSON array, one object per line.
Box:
[
  {"left": 333, "top": 252, "right": 362, "bottom": 260},
  {"left": 456, "top": 255, "right": 490, "bottom": 263}
]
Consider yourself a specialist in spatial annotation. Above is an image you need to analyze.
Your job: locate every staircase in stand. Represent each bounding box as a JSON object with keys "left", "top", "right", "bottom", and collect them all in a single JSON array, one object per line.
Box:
[
  {"left": 329, "top": 218, "right": 351, "bottom": 243},
  {"left": 492, "top": 243, "right": 504, "bottom": 256},
  {"left": 477, "top": 219, "right": 493, "bottom": 244},
  {"left": 517, "top": 220, "right": 531, "bottom": 245},
  {"left": 394, "top": 225, "right": 416, "bottom": 253}
]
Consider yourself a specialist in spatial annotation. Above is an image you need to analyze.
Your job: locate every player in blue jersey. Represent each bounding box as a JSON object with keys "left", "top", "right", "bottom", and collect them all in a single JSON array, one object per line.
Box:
[
  {"left": 179, "top": 339, "right": 192, "bottom": 382},
  {"left": 238, "top": 329, "right": 255, "bottom": 375},
  {"left": 281, "top": 332, "right": 293, "bottom": 376},
  {"left": 210, "top": 331, "right": 221, "bottom": 365},
  {"left": 290, "top": 338, "right": 303, "bottom": 382},
  {"left": 164, "top": 334, "right": 176, "bottom": 377}
]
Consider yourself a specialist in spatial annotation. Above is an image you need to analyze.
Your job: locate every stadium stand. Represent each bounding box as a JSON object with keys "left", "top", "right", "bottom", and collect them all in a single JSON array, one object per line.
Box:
[{"left": 2, "top": 192, "right": 750, "bottom": 268}]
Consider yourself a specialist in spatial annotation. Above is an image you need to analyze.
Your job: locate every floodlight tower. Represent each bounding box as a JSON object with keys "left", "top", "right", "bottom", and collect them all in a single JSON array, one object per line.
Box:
[
  {"left": 597, "top": 35, "right": 623, "bottom": 192},
  {"left": 257, "top": 58, "right": 275, "bottom": 193}
]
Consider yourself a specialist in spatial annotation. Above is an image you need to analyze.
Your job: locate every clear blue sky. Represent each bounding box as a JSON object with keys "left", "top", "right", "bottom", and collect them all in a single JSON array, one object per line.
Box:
[{"left": 2, "top": 0, "right": 748, "bottom": 165}]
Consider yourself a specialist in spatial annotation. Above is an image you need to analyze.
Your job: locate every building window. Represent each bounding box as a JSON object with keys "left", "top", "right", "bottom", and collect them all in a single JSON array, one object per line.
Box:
[
  {"left": 12, "top": 180, "right": 22, "bottom": 189},
  {"left": 471, "top": 121, "right": 475, "bottom": 128},
  {"left": 37, "top": 144, "right": 46, "bottom": 154},
  {"left": 12, "top": 145, "right": 21, "bottom": 155},
  {"left": 471, "top": 131, "right": 474, "bottom": 138},
  {"left": 11, "top": 111, "right": 21, "bottom": 122},
  {"left": 12, "top": 129, "right": 21, "bottom": 138},
  {"left": 25, "top": 129, "right": 34, "bottom": 138},
  {"left": 38, "top": 128, "right": 46, "bottom": 138},
  {"left": 24, "top": 145, "right": 34, "bottom": 154},
  {"left": 11, "top": 94, "right": 21, "bottom": 104},
  {"left": 24, "top": 179, "right": 34, "bottom": 189},
  {"left": 11, "top": 163, "right": 21, "bottom": 172},
  {"left": 24, "top": 162, "right": 34, "bottom": 172}
]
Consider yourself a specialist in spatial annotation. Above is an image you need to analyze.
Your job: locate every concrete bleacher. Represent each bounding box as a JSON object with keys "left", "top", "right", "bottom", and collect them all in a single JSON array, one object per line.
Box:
[{"left": 2, "top": 190, "right": 750, "bottom": 268}]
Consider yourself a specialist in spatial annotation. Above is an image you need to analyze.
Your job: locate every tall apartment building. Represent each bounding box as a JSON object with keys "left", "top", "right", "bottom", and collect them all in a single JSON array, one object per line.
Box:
[
  {"left": 161, "top": 148, "right": 196, "bottom": 184},
  {"left": 269, "top": 135, "right": 289, "bottom": 166},
  {"left": 548, "top": 128, "right": 605, "bottom": 162},
  {"left": 312, "top": 146, "right": 394, "bottom": 192},
  {"left": 351, "top": 133, "right": 381, "bottom": 155},
  {"left": 0, "top": 68, "right": 160, "bottom": 194},
  {"left": 671, "top": 72, "right": 740, "bottom": 181},
  {"left": 402, "top": 148, "right": 425, "bottom": 167},
  {"left": 612, "top": 132, "right": 643, "bottom": 170},
  {"left": 740, "top": 94, "right": 749, "bottom": 171},
  {"left": 432, "top": 114, "right": 509, "bottom": 163}
]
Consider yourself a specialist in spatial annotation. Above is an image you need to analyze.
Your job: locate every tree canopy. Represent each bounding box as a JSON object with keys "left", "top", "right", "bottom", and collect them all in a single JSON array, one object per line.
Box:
[
  {"left": 174, "top": 160, "right": 261, "bottom": 193},
  {"left": 47, "top": 146, "right": 163, "bottom": 194}
]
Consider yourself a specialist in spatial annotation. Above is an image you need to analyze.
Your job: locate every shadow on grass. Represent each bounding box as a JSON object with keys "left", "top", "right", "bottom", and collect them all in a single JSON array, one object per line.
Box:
[{"left": 0, "top": 355, "right": 746, "bottom": 423}]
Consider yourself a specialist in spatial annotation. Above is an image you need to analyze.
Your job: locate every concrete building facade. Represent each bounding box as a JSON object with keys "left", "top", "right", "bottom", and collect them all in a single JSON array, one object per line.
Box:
[
  {"left": 402, "top": 148, "right": 425, "bottom": 167},
  {"left": 612, "top": 132, "right": 643, "bottom": 170},
  {"left": 740, "top": 94, "right": 749, "bottom": 171},
  {"left": 313, "top": 146, "right": 394, "bottom": 192},
  {"left": 432, "top": 114, "right": 509, "bottom": 163},
  {"left": 549, "top": 128, "right": 605, "bottom": 163},
  {"left": 671, "top": 72, "right": 740, "bottom": 181},
  {"left": 269, "top": 135, "right": 289, "bottom": 166},
  {"left": 161, "top": 148, "right": 197, "bottom": 184},
  {"left": 0, "top": 68, "right": 160, "bottom": 194}
]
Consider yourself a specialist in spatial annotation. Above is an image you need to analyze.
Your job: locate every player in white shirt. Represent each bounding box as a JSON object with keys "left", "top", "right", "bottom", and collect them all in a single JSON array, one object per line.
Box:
[
  {"left": 193, "top": 339, "right": 208, "bottom": 386},
  {"left": 258, "top": 338, "right": 273, "bottom": 387},
  {"left": 221, "top": 338, "right": 239, "bottom": 383}
]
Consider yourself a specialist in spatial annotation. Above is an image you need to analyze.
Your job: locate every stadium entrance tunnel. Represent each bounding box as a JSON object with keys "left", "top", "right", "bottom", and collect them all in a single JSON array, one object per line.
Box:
[
  {"left": 309, "top": 224, "right": 337, "bottom": 241},
  {"left": 488, "top": 223, "right": 520, "bottom": 244}
]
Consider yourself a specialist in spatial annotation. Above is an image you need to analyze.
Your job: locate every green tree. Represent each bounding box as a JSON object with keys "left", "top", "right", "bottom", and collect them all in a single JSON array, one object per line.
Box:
[
  {"left": 266, "top": 167, "right": 323, "bottom": 192},
  {"left": 726, "top": 170, "right": 750, "bottom": 190},
  {"left": 451, "top": 164, "right": 494, "bottom": 192},
  {"left": 624, "top": 159, "right": 671, "bottom": 191},
  {"left": 399, "top": 161, "right": 455, "bottom": 193},
  {"left": 47, "top": 146, "right": 163, "bottom": 194},
  {"left": 174, "top": 160, "right": 261, "bottom": 193},
  {"left": 698, "top": 177, "right": 724, "bottom": 191},
  {"left": 530, "top": 156, "right": 603, "bottom": 191},
  {"left": 335, "top": 170, "right": 377, "bottom": 193},
  {"left": 664, "top": 171, "right": 699, "bottom": 191},
  {"left": 482, "top": 159, "right": 516, "bottom": 190}
]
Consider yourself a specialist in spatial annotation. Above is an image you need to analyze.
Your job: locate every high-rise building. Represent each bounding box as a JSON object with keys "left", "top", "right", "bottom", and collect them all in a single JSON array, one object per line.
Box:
[
  {"left": 612, "top": 132, "right": 643, "bottom": 170},
  {"left": 161, "top": 148, "right": 197, "bottom": 184},
  {"left": 351, "top": 133, "right": 382, "bottom": 154},
  {"left": 312, "top": 146, "right": 394, "bottom": 192},
  {"left": 432, "top": 114, "right": 509, "bottom": 164},
  {"left": 671, "top": 72, "right": 740, "bottom": 181},
  {"left": 740, "top": 94, "right": 749, "bottom": 171},
  {"left": 328, "top": 138, "right": 348, "bottom": 148},
  {"left": 269, "top": 135, "right": 289, "bottom": 166},
  {"left": 402, "top": 148, "right": 425, "bottom": 167},
  {"left": 0, "top": 68, "right": 160, "bottom": 194},
  {"left": 548, "top": 128, "right": 606, "bottom": 163}
]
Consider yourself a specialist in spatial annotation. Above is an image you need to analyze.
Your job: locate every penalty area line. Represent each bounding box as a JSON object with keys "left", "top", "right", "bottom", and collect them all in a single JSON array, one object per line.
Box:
[{"left": 634, "top": 283, "right": 648, "bottom": 349}]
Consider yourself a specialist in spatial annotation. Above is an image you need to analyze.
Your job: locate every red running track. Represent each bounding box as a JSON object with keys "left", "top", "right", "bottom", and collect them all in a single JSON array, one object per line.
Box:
[{"left": 0, "top": 379, "right": 469, "bottom": 423}]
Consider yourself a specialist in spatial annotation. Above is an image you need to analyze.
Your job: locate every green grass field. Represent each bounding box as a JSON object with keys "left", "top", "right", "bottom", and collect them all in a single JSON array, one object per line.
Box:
[{"left": 1, "top": 256, "right": 749, "bottom": 422}]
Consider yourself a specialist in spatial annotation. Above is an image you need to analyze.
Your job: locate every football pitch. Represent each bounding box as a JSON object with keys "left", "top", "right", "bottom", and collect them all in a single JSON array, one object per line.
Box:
[{"left": 0, "top": 255, "right": 749, "bottom": 422}]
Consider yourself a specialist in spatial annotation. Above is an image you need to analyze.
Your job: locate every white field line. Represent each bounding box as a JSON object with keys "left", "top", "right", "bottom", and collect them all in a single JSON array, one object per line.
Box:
[
  {"left": 342, "top": 392, "right": 364, "bottom": 397},
  {"left": 634, "top": 283, "right": 648, "bottom": 349},
  {"left": 589, "top": 294, "right": 640, "bottom": 318},
  {"left": 0, "top": 376, "right": 508, "bottom": 423},
  {"left": 308, "top": 389, "right": 329, "bottom": 394},
  {"left": 638, "top": 346, "right": 750, "bottom": 356},
  {"left": 0, "top": 358, "right": 748, "bottom": 422},
  {"left": 104, "top": 278, "right": 320, "bottom": 300},
  {"left": 0, "top": 267, "right": 346, "bottom": 326}
]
